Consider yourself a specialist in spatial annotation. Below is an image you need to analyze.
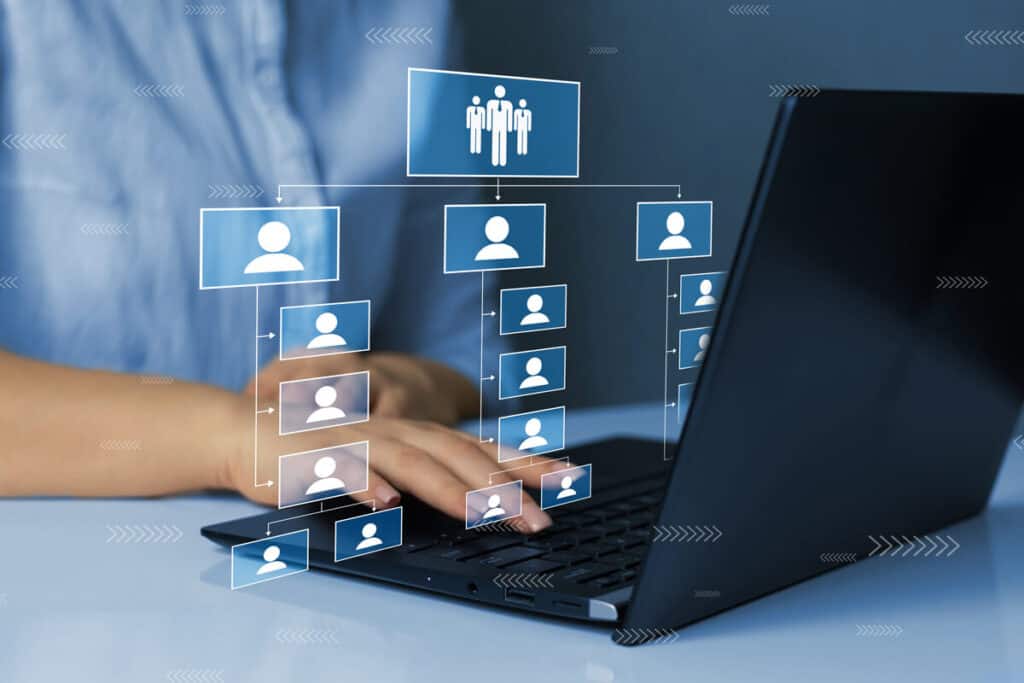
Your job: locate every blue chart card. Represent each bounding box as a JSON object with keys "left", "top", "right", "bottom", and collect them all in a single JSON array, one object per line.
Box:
[
  {"left": 500, "top": 284, "right": 567, "bottom": 335},
  {"left": 408, "top": 68, "right": 580, "bottom": 177},
  {"left": 678, "top": 327, "right": 713, "bottom": 370},
  {"left": 636, "top": 201, "right": 712, "bottom": 261},
  {"left": 679, "top": 272, "right": 727, "bottom": 315},
  {"left": 540, "top": 465, "right": 592, "bottom": 510},
  {"left": 231, "top": 530, "right": 309, "bottom": 589},
  {"left": 279, "top": 301, "right": 371, "bottom": 360},
  {"left": 466, "top": 481, "right": 524, "bottom": 529},
  {"left": 444, "top": 204, "right": 545, "bottom": 273},
  {"left": 335, "top": 507, "right": 404, "bottom": 562},
  {"left": 497, "top": 406, "right": 566, "bottom": 461},
  {"left": 200, "top": 207, "right": 339, "bottom": 288},
  {"left": 499, "top": 346, "right": 566, "bottom": 400}
]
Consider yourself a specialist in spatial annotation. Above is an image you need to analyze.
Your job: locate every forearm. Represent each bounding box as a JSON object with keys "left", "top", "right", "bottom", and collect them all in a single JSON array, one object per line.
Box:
[{"left": 0, "top": 349, "right": 242, "bottom": 498}]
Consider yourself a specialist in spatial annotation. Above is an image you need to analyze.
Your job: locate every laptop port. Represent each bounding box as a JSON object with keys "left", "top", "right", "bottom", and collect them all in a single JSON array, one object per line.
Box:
[{"left": 504, "top": 589, "right": 535, "bottom": 605}]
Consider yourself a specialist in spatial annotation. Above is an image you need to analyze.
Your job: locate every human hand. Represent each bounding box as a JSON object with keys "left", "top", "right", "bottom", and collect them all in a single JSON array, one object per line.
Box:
[
  {"left": 245, "top": 352, "right": 475, "bottom": 426},
  {"left": 220, "top": 400, "right": 562, "bottom": 533}
]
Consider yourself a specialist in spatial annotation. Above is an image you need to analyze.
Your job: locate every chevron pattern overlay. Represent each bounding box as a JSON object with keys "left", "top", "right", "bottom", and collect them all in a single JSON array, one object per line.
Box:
[
  {"left": 134, "top": 84, "right": 185, "bottom": 97},
  {"left": 651, "top": 524, "right": 722, "bottom": 543},
  {"left": 868, "top": 534, "right": 960, "bottom": 558},
  {"left": 856, "top": 624, "right": 904, "bottom": 637},
  {"left": 275, "top": 628, "right": 340, "bottom": 645},
  {"left": 0, "top": 275, "right": 18, "bottom": 289},
  {"left": 965, "top": 30, "right": 1024, "bottom": 46},
  {"left": 729, "top": 4, "right": 770, "bottom": 15},
  {"left": 80, "top": 223, "right": 129, "bottom": 236},
  {"left": 588, "top": 46, "right": 620, "bottom": 55},
  {"left": 364, "top": 27, "right": 433, "bottom": 45},
  {"left": 184, "top": 4, "right": 226, "bottom": 16},
  {"left": 166, "top": 670, "right": 224, "bottom": 683},
  {"left": 106, "top": 524, "right": 183, "bottom": 544},
  {"left": 2, "top": 133, "right": 67, "bottom": 150},
  {"left": 613, "top": 628, "right": 679, "bottom": 645},
  {"left": 820, "top": 552, "right": 858, "bottom": 564},
  {"left": 99, "top": 439, "right": 142, "bottom": 451},
  {"left": 936, "top": 275, "right": 988, "bottom": 289},
  {"left": 140, "top": 375, "right": 176, "bottom": 385},
  {"left": 208, "top": 184, "right": 264, "bottom": 199},
  {"left": 492, "top": 573, "right": 555, "bottom": 589},
  {"left": 768, "top": 84, "right": 820, "bottom": 97}
]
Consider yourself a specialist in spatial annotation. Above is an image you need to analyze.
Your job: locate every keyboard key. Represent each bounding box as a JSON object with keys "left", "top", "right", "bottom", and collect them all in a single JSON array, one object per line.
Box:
[
  {"left": 451, "top": 536, "right": 522, "bottom": 560},
  {"left": 479, "top": 547, "right": 545, "bottom": 568},
  {"left": 554, "top": 562, "right": 618, "bottom": 583},
  {"left": 503, "top": 558, "right": 565, "bottom": 574},
  {"left": 402, "top": 541, "right": 437, "bottom": 554},
  {"left": 541, "top": 550, "right": 591, "bottom": 566}
]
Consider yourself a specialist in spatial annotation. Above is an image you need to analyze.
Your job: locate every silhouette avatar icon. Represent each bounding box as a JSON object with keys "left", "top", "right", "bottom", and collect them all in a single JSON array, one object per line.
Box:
[
  {"left": 244, "top": 221, "right": 305, "bottom": 273},
  {"left": 513, "top": 98, "right": 532, "bottom": 156},
  {"left": 486, "top": 84, "right": 513, "bottom": 167},
  {"left": 306, "top": 386, "right": 346, "bottom": 423},
  {"left": 474, "top": 215, "right": 520, "bottom": 261},
  {"left": 694, "top": 333, "right": 710, "bottom": 362},
  {"left": 518, "top": 356, "right": 549, "bottom": 390},
  {"left": 482, "top": 494, "right": 507, "bottom": 519},
  {"left": 466, "top": 95, "right": 485, "bottom": 155},
  {"left": 256, "top": 545, "right": 288, "bottom": 575},
  {"left": 555, "top": 475, "right": 577, "bottom": 500},
  {"left": 307, "top": 312, "right": 347, "bottom": 349},
  {"left": 657, "top": 211, "right": 692, "bottom": 251},
  {"left": 694, "top": 279, "right": 717, "bottom": 307},
  {"left": 519, "top": 294, "right": 550, "bottom": 326},
  {"left": 304, "top": 455, "right": 345, "bottom": 496},
  {"left": 355, "top": 522, "right": 383, "bottom": 551},
  {"left": 518, "top": 417, "right": 549, "bottom": 451}
]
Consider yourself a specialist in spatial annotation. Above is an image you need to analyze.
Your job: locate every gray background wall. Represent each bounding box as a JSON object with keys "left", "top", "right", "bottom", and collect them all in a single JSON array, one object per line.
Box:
[{"left": 454, "top": 0, "right": 1024, "bottom": 408}]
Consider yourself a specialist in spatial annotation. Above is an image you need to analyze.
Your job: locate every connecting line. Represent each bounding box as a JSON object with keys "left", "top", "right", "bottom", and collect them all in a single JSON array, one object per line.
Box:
[
  {"left": 253, "top": 287, "right": 272, "bottom": 488},
  {"left": 265, "top": 499, "right": 378, "bottom": 535},
  {"left": 663, "top": 261, "right": 671, "bottom": 462},
  {"left": 478, "top": 271, "right": 493, "bottom": 443},
  {"left": 275, "top": 182, "right": 682, "bottom": 202},
  {"left": 488, "top": 456, "right": 570, "bottom": 483}
]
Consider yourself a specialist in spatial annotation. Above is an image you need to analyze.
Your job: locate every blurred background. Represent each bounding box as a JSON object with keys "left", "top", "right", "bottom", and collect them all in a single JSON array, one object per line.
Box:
[{"left": 457, "top": 0, "right": 1024, "bottom": 408}]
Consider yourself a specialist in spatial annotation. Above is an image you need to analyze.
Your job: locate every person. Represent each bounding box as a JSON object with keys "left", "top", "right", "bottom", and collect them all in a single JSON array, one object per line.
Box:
[
  {"left": 481, "top": 494, "right": 507, "bottom": 519},
  {"left": 465, "top": 95, "right": 485, "bottom": 155},
  {"left": 694, "top": 279, "right": 717, "bottom": 307},
  {"left": 518, "top": 417, "right": 548, "bottom": 450},
  {"left": 305, "top": 386, "right": 347, "bottom": 423},
  {"left": 513, "top": 98, "right": 532, "bottom": 156},
  {"left": 555, "top": 475, "right": 577, "bottom": 500},
  {"left": 519, "top": 294, "right": 550, "bottom": 326},
  {"left": 243, "top": 221, "right": 305, "bottom": 273},
  {"left": 0, "top": 2, "right": 558, "bottom": 535},
  {"left": 306, "top": 312, "right": 347, "bottom": 349},
  {"left": 658, "top": 211, "right": 692, "bottom": 251},
  {"left": 518, "top": 357, "right": 550, "bottom": 389},
  {"left": 355, "top": 522, "right": 383, "bottom": 550},
  {"left": 485, "top": 84, "right": 513, "bottom": 167},
  {"left": 304, "top": 456, "right": 345, "bottom": 496},
  {"left": 256, "top": 545, "right": 288, "bottom": 575},
  {"left": 474, "top": 215, "right": 519, "bottom": 260}
]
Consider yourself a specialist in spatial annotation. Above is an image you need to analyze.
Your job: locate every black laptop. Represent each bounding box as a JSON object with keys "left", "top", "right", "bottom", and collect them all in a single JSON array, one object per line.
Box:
[{"left": 203, "top": 90, "right": 1024, "bottom": 645}]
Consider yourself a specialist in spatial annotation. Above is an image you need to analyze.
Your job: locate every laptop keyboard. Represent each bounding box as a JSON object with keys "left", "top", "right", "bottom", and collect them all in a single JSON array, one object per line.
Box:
[{"left": 403, "top": 475, "right": 665, "bottom": 593}]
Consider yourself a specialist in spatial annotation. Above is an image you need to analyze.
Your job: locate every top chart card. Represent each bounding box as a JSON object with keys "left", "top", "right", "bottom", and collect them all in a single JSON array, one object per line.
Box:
[{"left": 407, "top": 68, "right": 580, "bottom": 178}]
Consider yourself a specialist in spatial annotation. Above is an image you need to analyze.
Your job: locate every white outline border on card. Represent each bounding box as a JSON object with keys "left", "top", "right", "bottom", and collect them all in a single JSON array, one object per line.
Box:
[
  {"left": 498, "top": 345, "right": 567, "bottom": 400},
  {"left": 499, "top": 284, "right": 568, "bottom": 336},
  {"left": 278, "top": 370, "right": 370, "bottom": 436},
  {"left": 465, "top": 480, "right": 524, "bottom": 530},
  {"left": 634, "top": 200, "right": 714, "bottom": 263},
  {"left": 443, "top": 203, "right": 547, "bottom": 274},
  {"left": 278, "top": 300, "right": 372, "bottom": 361},
  {"left": 406, "top": 67, "right": 581, "bottom": 179},
  {"left": 277, "top": 440, "right": 370, "bottom": 510},
  {"left": 678, "top": 327, "right": 713, "bottom": 371},
  {"left": 333, "top": 506, "right": 404, "bottom": 562},
  {"left": 679, "top": 271, "right": 727, "bottom": 315},
  {"left": 540, "top": 463, "right": 593, "bottom": 511},
  {"left": 677, "top": 382, "right": 695, "bottom": 424},
  {"left": 497, "top": 406, "right": 566, "bottom": 462},
  {"left": 230, "top": 529, "right": 310, "bottom": 590},
  {"left": 198, "top": 206, "right": 341, "bottom": 290}
]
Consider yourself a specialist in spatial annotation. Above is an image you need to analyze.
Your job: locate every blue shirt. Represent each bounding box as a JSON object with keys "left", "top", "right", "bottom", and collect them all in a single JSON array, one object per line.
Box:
[{"left": 0, "top": 1, "right": 499, "bottom": 398}]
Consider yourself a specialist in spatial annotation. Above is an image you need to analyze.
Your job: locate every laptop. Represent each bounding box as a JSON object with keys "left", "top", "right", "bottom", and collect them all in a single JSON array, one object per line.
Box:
[{"left": 203, "top": 90, "right": 1024, "bottom": 644}]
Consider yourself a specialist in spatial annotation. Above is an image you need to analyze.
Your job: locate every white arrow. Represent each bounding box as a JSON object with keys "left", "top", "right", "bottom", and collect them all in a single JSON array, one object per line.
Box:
[
  {"left": 667, "top": 293, "right": 679, "bottom": 299},
  {"left": 665, "top": 402, "right": 676, "bottom": 408},
  {"left": 480, "top": 375, "right": 495, "bottom": 381},
  {"left": 257, "top": 332, "right": 276, "bottom": 339},
  {"left": 481, "top": 311, "right": 496, "bottom": 317},
  {"left": 257, "top": 407, "right": 275, "bottom": 414}
]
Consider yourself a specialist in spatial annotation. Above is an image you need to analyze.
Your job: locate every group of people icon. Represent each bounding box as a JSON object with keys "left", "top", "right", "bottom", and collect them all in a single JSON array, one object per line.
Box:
[{"left": 466, "top": 84, "right": 532, "bottom": 167}]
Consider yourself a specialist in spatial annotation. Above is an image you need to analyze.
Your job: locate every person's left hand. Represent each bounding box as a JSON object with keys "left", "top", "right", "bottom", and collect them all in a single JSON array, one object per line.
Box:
[{"left": 244, "top": 352, "right": 476, "bottom": 426}]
